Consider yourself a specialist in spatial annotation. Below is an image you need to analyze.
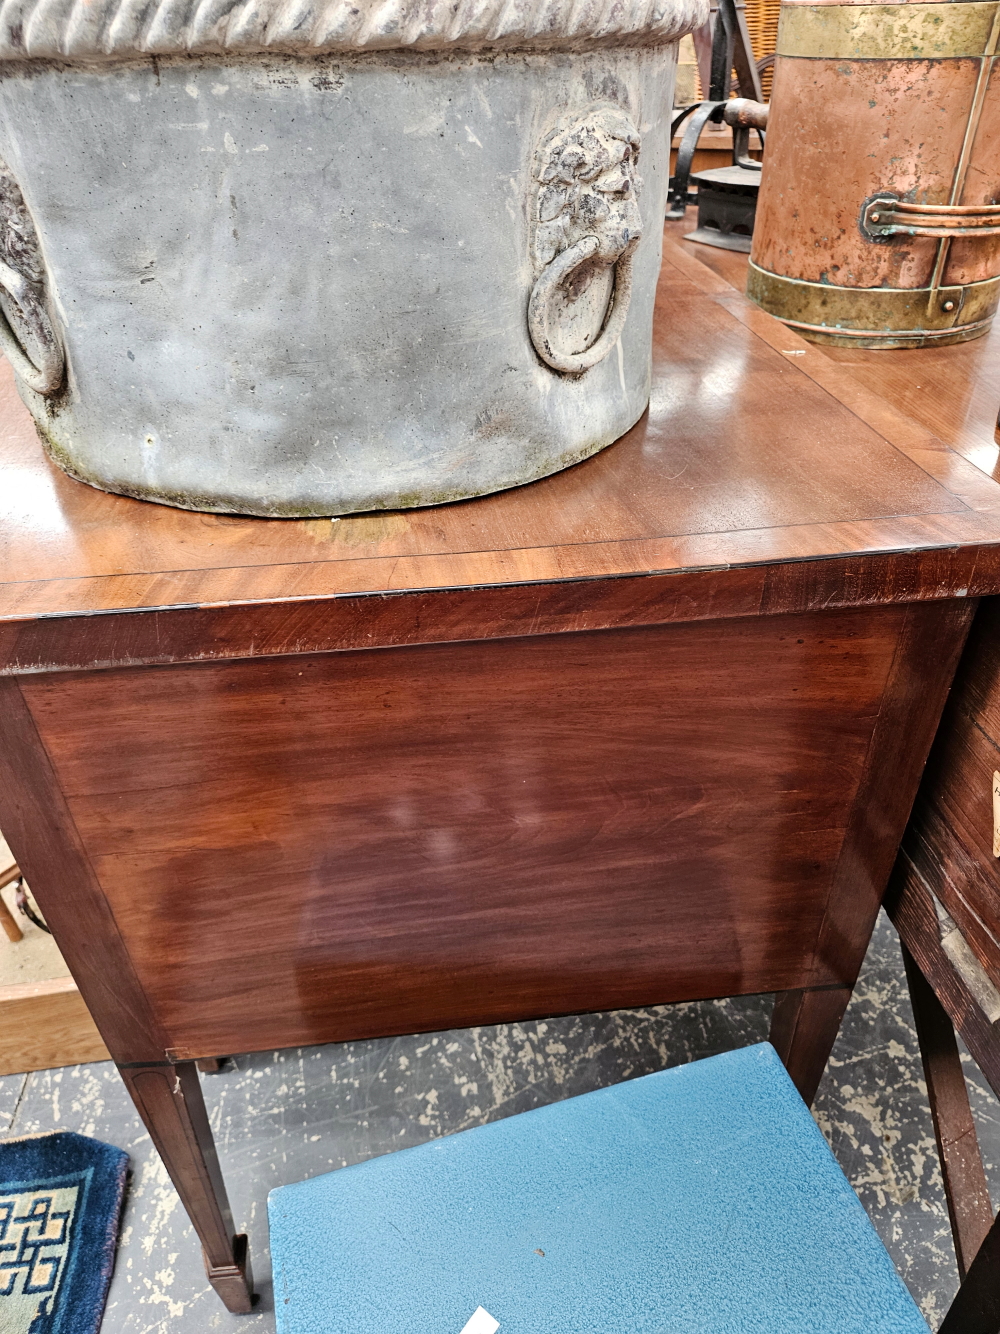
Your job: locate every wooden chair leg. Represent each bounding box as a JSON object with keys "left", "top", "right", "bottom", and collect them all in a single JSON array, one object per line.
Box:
[
  {"left": 0, "top": 890, "right": 23, "bottom": 942},
  {"left": 903, "top": 944, "right": 994, "bottom": 1279},
  {"left": 118, "top": 1061, "right": 255, "bottom": 1313},
  {"left": 769, "top": 984, "right": 853, "bottom": 1106}
]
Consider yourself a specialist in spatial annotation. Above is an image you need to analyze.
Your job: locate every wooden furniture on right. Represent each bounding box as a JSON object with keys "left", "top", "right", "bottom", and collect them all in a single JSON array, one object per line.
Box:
[{"left": 888, "top": 599, "right": 1000, "bottom": 1334}]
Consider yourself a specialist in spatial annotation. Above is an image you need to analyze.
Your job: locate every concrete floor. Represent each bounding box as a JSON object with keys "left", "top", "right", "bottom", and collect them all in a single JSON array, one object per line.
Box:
[{"left": 1, "top": 910, "right": 995, "bottom": 1333}]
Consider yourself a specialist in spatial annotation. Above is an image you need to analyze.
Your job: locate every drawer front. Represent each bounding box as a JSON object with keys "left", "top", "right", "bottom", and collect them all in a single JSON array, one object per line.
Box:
[{"left": 906, "top": 600, "right": 1000, "bottom": 992}]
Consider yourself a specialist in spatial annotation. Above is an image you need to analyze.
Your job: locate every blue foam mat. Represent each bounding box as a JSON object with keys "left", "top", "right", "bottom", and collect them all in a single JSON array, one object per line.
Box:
[{"left": 268, "top": 1042, "right": 929, "bottom": 1334}]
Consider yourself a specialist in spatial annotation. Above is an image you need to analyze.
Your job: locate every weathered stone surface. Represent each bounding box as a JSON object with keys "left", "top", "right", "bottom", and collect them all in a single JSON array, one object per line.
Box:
[{"left": 0, "top": 29, "right": 697, "bottom": 514}]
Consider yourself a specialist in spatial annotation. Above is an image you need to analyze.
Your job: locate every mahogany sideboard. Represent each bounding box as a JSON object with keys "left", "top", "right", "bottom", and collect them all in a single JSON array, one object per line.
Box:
[{"left": 3, "top": 236, "right": 1000, "bottom": 1312}]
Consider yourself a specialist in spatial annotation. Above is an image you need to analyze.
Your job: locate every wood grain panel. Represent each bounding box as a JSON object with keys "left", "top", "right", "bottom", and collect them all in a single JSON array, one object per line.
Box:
[
  {"left": 0, "top": 977, "right": 109, "bottom": 1075},
  {"left": 0, "top": 676, "right": 169, "bottom": 1063},
  {"left": 813, "top": 598, "right": 976, "bottom": 983},
  {"left": 1, "top": 547, "right": 996, "bottom": 678},
  {"left": 19, "top": 606, "right": 904, "bottom": 1057},
  {"left": 674, "top": 226, "right": 1000, "bottom": 482}
]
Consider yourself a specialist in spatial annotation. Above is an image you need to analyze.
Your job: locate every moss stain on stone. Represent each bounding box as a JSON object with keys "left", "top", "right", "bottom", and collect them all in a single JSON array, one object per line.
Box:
[{"left": 34, "top": 413, "right": 641, "bottom": 519}]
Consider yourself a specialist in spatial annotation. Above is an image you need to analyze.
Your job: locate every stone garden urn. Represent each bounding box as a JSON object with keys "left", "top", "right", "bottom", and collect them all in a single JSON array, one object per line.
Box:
[{"left": 0, "top": 0, "right": 706, "bottom": 516}]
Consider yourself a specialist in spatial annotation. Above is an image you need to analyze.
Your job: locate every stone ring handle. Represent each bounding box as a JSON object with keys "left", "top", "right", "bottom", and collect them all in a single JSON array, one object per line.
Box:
[
  {"left": 0, "top": 258, "right": 64, "bottom": 395},
  {"left": 528, "top": 235, "right": 634, "bottom": 374}
]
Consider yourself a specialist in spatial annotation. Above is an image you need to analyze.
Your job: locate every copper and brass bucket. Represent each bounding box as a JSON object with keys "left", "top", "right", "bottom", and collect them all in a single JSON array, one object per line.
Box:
[{"left": 747, "top": 0, "right": 1000, "bottom": 348}]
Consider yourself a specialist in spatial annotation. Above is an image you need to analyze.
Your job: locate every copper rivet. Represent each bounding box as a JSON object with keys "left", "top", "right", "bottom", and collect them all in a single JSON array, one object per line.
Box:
[
  {"left": 943, "top": 300, "right": 955, "bottom": 311},
  {"left": 870, "top": 212, "right": 880, "bottom": 222}
]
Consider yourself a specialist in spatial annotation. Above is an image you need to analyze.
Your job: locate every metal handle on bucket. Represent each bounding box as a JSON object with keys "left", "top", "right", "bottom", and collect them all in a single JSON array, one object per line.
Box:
[
  {"left": 861, "top": 192, "right": 1000, "bottom": 242},
  {"left": 528, "top": 236, "right": 635, "bottom": 375}
]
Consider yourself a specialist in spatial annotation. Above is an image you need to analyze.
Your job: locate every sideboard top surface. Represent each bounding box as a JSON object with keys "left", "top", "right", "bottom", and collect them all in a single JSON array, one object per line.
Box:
[{"left": 3, "top": 236, "right": 1000, "bottom": 670}]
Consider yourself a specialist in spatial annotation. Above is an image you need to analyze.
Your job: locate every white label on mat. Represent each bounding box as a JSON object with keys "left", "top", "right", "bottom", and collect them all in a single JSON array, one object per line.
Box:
[{"left": 460, "top": 1307, "right": 500, "bottom": 1334}]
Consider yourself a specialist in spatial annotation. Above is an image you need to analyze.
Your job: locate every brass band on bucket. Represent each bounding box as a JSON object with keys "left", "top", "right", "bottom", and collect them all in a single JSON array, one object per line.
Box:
[
  {"left": 746, "top": 262, "right": 1000, "bottom": 347},
  {"left": 777, "top": 2, "right": 1000, "bottom": 59}
]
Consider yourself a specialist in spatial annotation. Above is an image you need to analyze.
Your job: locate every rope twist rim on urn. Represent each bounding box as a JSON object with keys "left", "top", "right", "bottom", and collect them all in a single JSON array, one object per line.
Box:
[{"left": 0, "top": 0, "right": 710, "bottom": 61}]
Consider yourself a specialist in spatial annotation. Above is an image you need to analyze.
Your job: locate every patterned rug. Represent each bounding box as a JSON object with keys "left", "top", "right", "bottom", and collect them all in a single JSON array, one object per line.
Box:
[{"left": 1, "top": 1131, "right": 129, "bottom": 1334}]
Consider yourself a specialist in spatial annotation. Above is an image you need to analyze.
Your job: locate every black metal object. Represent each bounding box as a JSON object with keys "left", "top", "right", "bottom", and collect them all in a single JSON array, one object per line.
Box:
[
  {"left": 666, "top": 100, "right": 728, "bottom": 219},
  {"left": 666, "top": 0, "right": 766, "bottom": 221},
  {"left": 684, "top": 165, "right": 760, "bottom": 253}
]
